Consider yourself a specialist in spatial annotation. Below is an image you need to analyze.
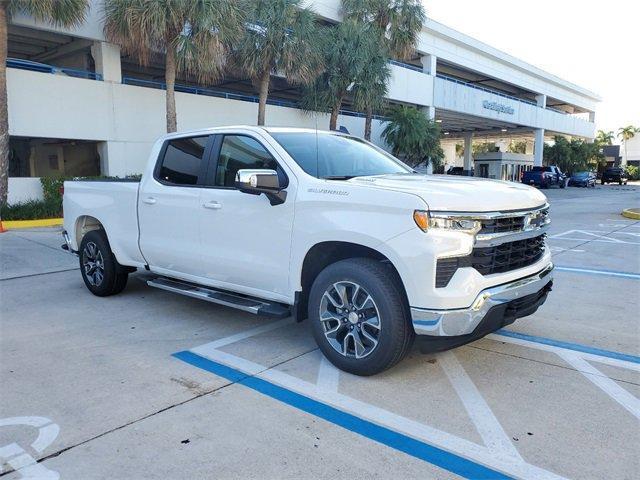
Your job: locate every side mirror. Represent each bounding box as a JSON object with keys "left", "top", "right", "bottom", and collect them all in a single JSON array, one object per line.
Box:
[{"left": 235, "top": 169, "right": 287, "bottom": 205}]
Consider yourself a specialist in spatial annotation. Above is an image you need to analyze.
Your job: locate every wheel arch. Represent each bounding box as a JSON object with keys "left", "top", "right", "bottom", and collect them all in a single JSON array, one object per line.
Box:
[
  {"left": 74, "top": 215, "right": 106, "bottom": 249},
  {"left": 296, "top": 241, "right": 409, "bottom": 322}
]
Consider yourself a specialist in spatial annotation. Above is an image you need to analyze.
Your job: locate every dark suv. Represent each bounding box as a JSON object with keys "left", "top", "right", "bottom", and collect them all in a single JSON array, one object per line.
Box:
[{"left": 601, "top": 167, "right": 628, "bottom": 185}]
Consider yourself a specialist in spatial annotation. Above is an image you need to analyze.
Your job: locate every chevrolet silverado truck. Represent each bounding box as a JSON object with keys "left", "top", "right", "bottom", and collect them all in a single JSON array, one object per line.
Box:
[{"left": 62, "top": 126, "right": 553, "bottom": 375}]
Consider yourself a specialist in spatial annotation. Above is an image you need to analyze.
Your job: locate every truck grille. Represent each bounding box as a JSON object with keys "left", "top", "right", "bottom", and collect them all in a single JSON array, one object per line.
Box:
[
  {"left": 478, "top": 208, "right": 549, "bottom": 235},
  {"left": 435, "top": 234, "right": 546, "bottom": 288}
]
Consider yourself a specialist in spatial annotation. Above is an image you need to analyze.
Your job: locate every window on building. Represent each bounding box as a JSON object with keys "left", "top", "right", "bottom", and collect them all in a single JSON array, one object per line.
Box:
[
  {"left": 158, "top": 136, "right": 209, "bottom": 185},
  {"left": 214, "top": 135, "right": 278, "bottom": 187}
]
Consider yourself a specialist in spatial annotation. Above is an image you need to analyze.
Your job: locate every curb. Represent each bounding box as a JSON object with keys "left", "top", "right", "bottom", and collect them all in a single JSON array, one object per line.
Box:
[
  {"left": 1, "top": 218, "right": 63, "bottom": 230},
  {"left": 622, "top": 208, "right": 640, "bottom": 220}
]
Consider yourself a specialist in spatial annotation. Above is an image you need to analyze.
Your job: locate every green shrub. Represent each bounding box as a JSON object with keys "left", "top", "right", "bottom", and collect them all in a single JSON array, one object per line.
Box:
[
  {"left": 0, "top": 199, "right": 62, "bottom": 220},
  {"left": 626, "top": 165, "right": 639, "bottom": 181}
]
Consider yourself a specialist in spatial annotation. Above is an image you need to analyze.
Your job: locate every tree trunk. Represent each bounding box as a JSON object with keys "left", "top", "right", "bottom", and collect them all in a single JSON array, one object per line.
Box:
[
  {"left": 329, "top": 96, "right": 343, "bottom": 131},
  {"left": 364, "top": 108, "right": 373, "bottom": 141},
  {"left": 0, "top": 3, "right": 9, "bottom": 206},
  {"left": 257, "top": 69, "right": 270, "bottom": 126},
  {"left": 164, "top": 43, "right": 177, "bottom": 133}
]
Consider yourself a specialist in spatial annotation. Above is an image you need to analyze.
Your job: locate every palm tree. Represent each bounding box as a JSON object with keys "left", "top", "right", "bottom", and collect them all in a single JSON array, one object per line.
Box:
[
  {"left": 381, "top": 105, "right": 443, "bottom": 168},
  {"left": 595, "top": 130, "right": 614, "bottom": 146},
  {"left": 342, "top": 0, "right": 425, "bottom": 138},
  {"left": 1, "top": 0, "right": 89, "bottom": 206},
  {"left": 103, "top": 0, "right": 245, "bottom": 133},
  {"left": 300, "top": 21, "right": 377, "bottom": 131},
  {"left": 618, "top": 125, "right": 640, "bottom": 165},
  {"left": 352, "top": 41, "right": 390, "bottom": 140},
  {"left": 235, "top": 0, "right": 322, "bottom": 126}
]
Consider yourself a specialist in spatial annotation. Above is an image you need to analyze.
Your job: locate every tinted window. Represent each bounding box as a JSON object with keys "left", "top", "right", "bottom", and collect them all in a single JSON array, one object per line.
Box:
[
  {"left": 271, "top": 132, "right": 410, "bottom": 178},
  {"left": 158, "top": 136, "right": 208, "bottom": 185},
  {"left": 215, "top": 135, "right": 278, "bottom": 187}
]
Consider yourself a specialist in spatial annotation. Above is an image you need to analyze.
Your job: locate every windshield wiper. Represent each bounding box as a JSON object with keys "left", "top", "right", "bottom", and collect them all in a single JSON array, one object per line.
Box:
[{"left": 321, "top": 175, "right": 356, "bottom": 180}]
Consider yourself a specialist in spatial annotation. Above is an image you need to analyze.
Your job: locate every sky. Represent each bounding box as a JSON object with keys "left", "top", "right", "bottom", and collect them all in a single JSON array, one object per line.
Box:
[{"left": 424, "top": 0, "right": 639, "bottom": 137}]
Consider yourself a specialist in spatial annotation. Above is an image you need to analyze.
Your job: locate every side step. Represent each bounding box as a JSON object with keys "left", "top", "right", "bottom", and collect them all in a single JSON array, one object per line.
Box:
[{"left": 147, "top": 277, "right": 291, "bottom": 319}]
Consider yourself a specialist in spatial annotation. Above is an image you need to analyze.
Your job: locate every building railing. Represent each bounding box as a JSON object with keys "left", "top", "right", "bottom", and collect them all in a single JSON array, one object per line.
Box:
[
  {"left": 122, "top": 77, "right": 388, "bottom": 121},
  {"left": 545, "top": 105, "right": 568, "bottom": 115},
  {"left": 6, "top": 58, "right": 103, "bottom": 80},
  {"left": 436, "top": 73, "right": 537, "bottom": 106},
  {"left": 387, "top": 59, "right": 424, "bottom": 73}
]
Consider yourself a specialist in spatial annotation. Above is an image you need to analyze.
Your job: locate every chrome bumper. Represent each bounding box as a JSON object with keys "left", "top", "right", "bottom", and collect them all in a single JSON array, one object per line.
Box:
[{"left": 411, "top": 263, "right": 553, "bottom": 336}]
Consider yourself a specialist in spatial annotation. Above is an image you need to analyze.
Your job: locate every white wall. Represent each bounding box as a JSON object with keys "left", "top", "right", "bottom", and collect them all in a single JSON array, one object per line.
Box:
[
  {"left": 622, "top": 135, "right": 640, "bottom": 164},
  {"left": 7, "top": 68, "right": 386, "bottom": 179},
  {"left": 7, "top": 177, "right": 43, "bottom": 203},
  {"left": 387, "top": 64, "right": 433, "bottom": 107},
  {"left": 434, "top": 77, "right": 596, "bottom": 138}
]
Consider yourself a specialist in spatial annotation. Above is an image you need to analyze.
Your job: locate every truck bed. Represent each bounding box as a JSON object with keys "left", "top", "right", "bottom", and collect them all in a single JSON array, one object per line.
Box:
[{"left": 62, "top": 180, "right": 146, "bottom": 267}]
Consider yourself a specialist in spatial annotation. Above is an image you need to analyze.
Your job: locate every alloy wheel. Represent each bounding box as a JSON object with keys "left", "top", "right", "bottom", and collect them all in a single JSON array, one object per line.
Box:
[
  {"left": 82, "top": 242, "right": 105, "bottom": 286},
  {"left": 319, "top": 281, "right": 382, "bottom": 359}
]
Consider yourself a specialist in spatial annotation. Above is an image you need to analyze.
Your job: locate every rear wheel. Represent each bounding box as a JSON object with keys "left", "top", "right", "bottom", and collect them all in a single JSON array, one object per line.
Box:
[
  {"left": 308, "top": 258, "right": 414, "bottom": 376},
  {"left": 79, "top": 230, "right": 129, "bottom": 296}
]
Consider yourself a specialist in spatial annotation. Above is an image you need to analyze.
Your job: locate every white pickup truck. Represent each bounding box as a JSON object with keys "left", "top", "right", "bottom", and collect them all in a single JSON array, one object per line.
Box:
[{"left": 62, "top": 126, "right": 553, "bottom": 375}]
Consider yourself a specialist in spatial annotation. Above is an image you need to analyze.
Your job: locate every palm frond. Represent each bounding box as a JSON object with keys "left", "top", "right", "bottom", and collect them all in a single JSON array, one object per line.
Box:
[{"left": 8, "top": 0, "right": 89, "bottom": 28}]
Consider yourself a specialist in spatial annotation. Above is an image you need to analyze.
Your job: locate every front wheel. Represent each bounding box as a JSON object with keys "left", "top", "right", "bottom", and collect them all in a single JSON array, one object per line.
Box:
[
  {"left": 79, "top": 230, "right": 129, "bottom": 296},
  {"left": 308, "top": 258, "right": 414, "bottom": 376}
]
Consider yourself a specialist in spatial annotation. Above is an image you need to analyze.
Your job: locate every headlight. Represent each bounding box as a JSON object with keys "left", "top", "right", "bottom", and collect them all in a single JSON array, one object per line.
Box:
[{"left": 413, "top": 210, "right": 482, "bottom": 234}]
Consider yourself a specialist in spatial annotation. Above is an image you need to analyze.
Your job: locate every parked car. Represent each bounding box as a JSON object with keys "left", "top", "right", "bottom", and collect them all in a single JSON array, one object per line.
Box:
[
  {"left": 522, "top": 166, "right": 567, "bottom": 189},
  {"left": 601, "top": 167, "right": 628, "bottom": 185},
  {"left": 62, "top": 126, "right": 553, "bottom": 376},
  {"left": 568, "top": 171, "right": 596, "bottom": 188},
  {"left": 446, "top": 166, "right": 473, "bottom": 176}
]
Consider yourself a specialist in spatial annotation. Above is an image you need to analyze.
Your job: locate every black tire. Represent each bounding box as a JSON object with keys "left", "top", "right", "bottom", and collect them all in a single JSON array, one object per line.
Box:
[
  {"left": 308, "top": 258, "right": 414, "bottom": 376},
  {"left": 79, "top": 229, "right": 129, "bottom": 296},
  {"left": 602, "top": 179, "right": 606, "bottom": 185},
  {"left": 619, "top": 180, "right": 622, "bottom": 185}
]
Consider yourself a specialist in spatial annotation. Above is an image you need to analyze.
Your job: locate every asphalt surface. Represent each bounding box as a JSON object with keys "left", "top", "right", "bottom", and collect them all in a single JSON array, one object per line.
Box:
[{"left": 1, "top": 183, "right": 639, "bottom": 479}]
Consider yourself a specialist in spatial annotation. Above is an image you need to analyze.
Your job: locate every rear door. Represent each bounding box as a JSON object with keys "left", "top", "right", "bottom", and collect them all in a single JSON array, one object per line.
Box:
[
  {"left": 138, "top": 134, "right": 213, "bottom": 277},
  {"left": 198, "top": 133, "right": 296, "bottom": 301}
]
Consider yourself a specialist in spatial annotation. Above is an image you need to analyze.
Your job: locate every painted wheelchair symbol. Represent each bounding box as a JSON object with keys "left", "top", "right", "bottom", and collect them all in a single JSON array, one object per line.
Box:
[{"left": 0, "top": 417, "right": 59, "bottom": 479}]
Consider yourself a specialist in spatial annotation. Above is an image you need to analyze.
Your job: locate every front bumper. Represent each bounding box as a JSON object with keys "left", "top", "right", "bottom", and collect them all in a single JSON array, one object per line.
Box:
[{"left": 411, "top": 263, "right": 553, "bottom": 337}]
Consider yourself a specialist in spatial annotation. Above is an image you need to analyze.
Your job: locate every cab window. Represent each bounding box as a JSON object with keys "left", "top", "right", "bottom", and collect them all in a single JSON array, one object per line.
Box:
[
  {"left": 214, "top": 135, "right": 279, "bottom": 187},
  {"left": 157, "top": 136, "right": 208, "bottom": 185}
]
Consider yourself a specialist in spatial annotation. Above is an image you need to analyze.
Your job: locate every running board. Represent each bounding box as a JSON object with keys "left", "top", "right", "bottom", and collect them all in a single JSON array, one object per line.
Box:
[{"left": 147, "top": 277, "right": 291, "bottom": 318}]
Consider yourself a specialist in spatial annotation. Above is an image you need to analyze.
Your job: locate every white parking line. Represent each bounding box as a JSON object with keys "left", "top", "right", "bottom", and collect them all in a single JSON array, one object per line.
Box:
[
  {"left": 557, "top": 352, "right": 640, "bottom": 420},
  {"left": 439, "top": 351, "right": 523, "bottom": 461},
  {"left": 184, "top": 322, "right": 569, "bottom": 480},
  {"left": 317, "top": 356, "right": 340, "bottom": 393},
  {"left": 192, "top": 346, "right": 567, "bottom": 480}
]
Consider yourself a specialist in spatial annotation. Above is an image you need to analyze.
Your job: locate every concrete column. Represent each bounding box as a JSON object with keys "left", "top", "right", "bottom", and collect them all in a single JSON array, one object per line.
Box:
[
  {"left": 420, "top": 54, "right": 437, "bottom": 75},
  {"left": 535, "top": 94, "right": 547, "bottom": 108},
  {"left": 422, "top": 105, "right": 435, "bottom": 120},
  {"left": 534, "top": 128, "right": 545, "bottom": 167},
  {"left": 463, "top": 132, "right": 473, "bottom": 175},
  {"left": 91, "top": 41, "right": 122, "bottom": 83}
]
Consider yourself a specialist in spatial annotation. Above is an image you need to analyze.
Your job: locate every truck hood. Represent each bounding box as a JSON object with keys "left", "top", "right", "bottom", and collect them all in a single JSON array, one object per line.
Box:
[{"left": 349, "top": 174, "right": 547, "bottom": 212}]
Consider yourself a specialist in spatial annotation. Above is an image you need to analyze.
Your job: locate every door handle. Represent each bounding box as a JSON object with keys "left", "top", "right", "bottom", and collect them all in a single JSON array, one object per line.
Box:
[
  {"left": 142, "top": 197, "right": 157, "bottom": 205},
  {"left": 203, "top": 201, "right": 222, "bottom": 210}
]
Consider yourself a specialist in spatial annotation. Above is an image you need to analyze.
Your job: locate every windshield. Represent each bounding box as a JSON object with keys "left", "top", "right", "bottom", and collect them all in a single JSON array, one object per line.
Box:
[
  {"left": 270, "top": 132, "right": 412, "bottom": 179},
  {"left": 573, "top": 172, "right": 590, "bottom": 177}
]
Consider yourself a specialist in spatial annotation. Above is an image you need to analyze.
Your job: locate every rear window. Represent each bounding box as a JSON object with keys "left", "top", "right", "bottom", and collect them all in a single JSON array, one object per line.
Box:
[{"left": 157, "top": 136, "right": 209, "bottom": 185}]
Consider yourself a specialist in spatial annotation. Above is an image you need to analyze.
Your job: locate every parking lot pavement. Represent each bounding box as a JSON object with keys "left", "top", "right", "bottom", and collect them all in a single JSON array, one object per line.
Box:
[{"left": 1, "top": 185, "right": 639, "bottom": 479}]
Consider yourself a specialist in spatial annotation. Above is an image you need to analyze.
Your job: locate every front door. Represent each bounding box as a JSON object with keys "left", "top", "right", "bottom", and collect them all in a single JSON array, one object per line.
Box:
[
  {"left": 138, "top": 134, "right": 212, "bottom": 277},
  {"left": 199, "top": 134, "right": 296, "bottom": 302}
]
